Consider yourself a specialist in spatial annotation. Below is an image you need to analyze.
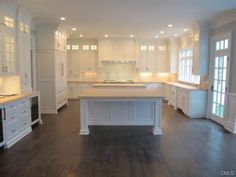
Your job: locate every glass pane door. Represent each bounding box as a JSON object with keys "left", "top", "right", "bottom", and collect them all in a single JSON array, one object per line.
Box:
[
  {"left": 212, "top": 55, "right": 227, "bottom": 118},
  {"left": 211, "top": 35, "right": 230, "bottom": 124}
]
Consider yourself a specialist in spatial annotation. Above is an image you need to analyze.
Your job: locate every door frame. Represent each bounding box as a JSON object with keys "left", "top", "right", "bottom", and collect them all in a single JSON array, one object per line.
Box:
[{"left": 207, "top": 31, "right": 232, "bottom": 125}]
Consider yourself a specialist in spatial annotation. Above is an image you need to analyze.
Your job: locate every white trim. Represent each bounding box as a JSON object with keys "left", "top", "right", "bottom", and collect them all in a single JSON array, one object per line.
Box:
[{"left": 208, "top": 31, "right": 232, "bottom": 125}]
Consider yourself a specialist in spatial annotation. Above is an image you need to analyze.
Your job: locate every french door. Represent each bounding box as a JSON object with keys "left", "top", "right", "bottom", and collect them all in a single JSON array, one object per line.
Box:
[{"left": 210, "top": 32, "right": 231, "bottom": 125}]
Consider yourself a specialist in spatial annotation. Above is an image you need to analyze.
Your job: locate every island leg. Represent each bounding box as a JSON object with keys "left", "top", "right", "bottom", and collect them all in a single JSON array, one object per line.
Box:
[
  {"left": 79, "top": 100, "right": 90, "bottom": 135},
  {"left": 153, "top": 100, "right": 163, "bottom": 135}
]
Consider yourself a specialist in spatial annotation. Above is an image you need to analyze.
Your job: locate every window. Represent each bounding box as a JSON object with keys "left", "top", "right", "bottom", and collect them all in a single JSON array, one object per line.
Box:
[
  {"left": 67, "top": 45, "right": 71, "bottom": 50},
  {"left": 19, "top": 22, "right": 29, "bottom": 33},
  {"left": 91, "top": 45, "right": 97, "bottom": 50},
  {"left": 178, "top": 48, "right": 200, "bottom": 84}
]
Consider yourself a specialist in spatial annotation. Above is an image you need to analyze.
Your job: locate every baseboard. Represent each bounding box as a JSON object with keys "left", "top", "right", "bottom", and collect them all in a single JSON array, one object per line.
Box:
[{"left": 41, "top": 109, "right": 58, "bottom": 114}]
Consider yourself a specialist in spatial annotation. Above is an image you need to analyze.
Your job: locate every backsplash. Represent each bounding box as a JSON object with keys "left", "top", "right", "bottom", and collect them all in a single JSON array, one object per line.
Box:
[{"left": 0, "top": 76, "right": 20, "bottom": 95}]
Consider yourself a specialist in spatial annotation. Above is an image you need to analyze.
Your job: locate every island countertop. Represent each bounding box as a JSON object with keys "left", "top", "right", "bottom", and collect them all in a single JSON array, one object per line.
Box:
[{"left": 79, "top": 88, "right": 163, "bottom": 99}]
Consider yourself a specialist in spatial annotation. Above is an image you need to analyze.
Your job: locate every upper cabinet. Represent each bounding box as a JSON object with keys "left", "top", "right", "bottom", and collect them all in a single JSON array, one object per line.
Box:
[
  {"left": 192, "top": 21, "right": 209, "bottom": 76},
  {"left": 0, "top": 2, "right": 17, "bottom": 75},
  {"left": 168, "top": 38, "right": 178, "bottom": 73},
  {"left": 137, "top": 39, "right": 169, "bottom": 73},
  {"left": 98, "top": 39, "right": 136, "bottom": 66},
  {"left": 137, "top": 39, "right": 156, "bottom": 73},
  {"left": 17, "top": 6, "right": 33, "bottom": 92},
  {"left": 67, "top": 39, "right": 98, "bottom": 80},
  {"left": 156, "top": 40, "right": 169, "bottom": 73}
]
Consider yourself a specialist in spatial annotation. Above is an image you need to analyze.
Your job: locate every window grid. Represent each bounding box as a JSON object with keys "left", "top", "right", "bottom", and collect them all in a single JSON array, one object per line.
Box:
[{"left": 178, "top": 48, "right": 200, "bottom": 84}]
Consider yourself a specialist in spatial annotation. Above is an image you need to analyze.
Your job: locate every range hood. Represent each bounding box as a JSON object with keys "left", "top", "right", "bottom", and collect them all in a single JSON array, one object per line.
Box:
[{"left": 98, "top": 38, "right": 137, "bottom": 64}]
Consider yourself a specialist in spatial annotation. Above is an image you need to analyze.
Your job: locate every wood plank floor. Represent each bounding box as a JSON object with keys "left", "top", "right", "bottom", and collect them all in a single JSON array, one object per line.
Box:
[{"left": 0, "top": 101, "right": 236, "bottom": 177}]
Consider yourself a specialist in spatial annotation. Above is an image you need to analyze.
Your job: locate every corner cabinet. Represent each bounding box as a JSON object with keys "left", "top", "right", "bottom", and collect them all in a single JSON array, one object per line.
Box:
[
  {"left": 192, "top": 21, "right": 209, "bottom": 76},
  {"left": 17, "top": 7, "right": 33, "bottom": 92},
  {"left": 37, "top": 26, "right": 68, "bottom": 114},
  {"left": 0, "top": 2, "right": 17, "bottom": 75}
]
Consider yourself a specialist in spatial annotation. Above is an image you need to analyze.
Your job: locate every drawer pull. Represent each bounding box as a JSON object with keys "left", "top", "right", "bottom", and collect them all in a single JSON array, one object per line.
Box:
[
  {"left": 11, "top": 129, "right": 16, "bottom": 133},
  {"left": 10, "top": 116, "right": 15, "bottom": 120},
  {"left": 23, "top": 110, "right": 27, "bottom": 114},
  {"left": 9, "top": 105, "right": 15, "bottom": 108}
]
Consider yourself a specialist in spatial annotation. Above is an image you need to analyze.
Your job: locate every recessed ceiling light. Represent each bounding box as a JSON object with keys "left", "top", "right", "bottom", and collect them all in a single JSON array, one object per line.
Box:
[
  {"left": 130, "top": 34, "right": 134, "bottom": 38},
  {"left": 174, "top": 34, "right": 178, "bottom": 37},
  {"left": 184, "top": 28, "right": 188, "bottom": 32},
  {"left": 72, "top": 28, "right": 77, "bottom": 31},
  {"left": 80, "top": 34, "right": 84, "bottom": 37},
  {"left": 104, "top": 34, "right": 109, "bottom": 38},
  {"left": 168, "top": 24, "right": 173, "bottom": 27},
  {"left": 160, "top": 31, "right": 164, "bottom": 34},
  {"left": 155, "top": 35, "right": 159, "bottom": 38},
  {"left": 60, "top": 17, "right": 66, "bottom": 21}
]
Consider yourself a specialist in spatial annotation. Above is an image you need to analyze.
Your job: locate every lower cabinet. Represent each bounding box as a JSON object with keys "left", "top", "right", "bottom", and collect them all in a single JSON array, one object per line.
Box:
[
  {"left": 68, "top": 83, "right": 93, "bottom": 99},
  {"left": 165, "top": 83, "right": 208, "bottom": 118},
  {"left": 169, "top": 85, "right": 177, "bottom": 109},
  {"left": 4, "top": 98, "right": 32, "bottom": 148}
]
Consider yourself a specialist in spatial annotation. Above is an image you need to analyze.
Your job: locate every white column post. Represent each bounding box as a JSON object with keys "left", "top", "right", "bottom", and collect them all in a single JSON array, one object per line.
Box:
[
  {"left": 79, "top": 99, "right": 90, "bottom": 135},
  {"left": 153, "top": 99, "right": 163, "bottom": 135}
]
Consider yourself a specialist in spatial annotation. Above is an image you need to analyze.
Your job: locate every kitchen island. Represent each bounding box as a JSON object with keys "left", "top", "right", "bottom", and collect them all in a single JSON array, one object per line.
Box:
[{"left": 78, "top": 88, "right": 163, "bottom": 135}]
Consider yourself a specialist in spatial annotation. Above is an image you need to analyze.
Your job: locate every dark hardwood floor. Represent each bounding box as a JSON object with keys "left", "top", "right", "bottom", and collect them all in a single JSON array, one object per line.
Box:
[{"left": 0, "top": 101, "right": 236, "bottom": 177}]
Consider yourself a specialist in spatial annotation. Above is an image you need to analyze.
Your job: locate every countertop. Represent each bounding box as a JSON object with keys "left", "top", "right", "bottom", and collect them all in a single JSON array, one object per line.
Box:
[
  {"left": 93, "top": 83, "right": 146, "bottom": 87},
  {"left": 0, "top": 92, "right": 38, "bottom": 104},
  {"left": 79, "top": 88, "right": 163, "bottom": 99},
  {"left": 166, "top": 82, "right": 207, "bottom": 91}
]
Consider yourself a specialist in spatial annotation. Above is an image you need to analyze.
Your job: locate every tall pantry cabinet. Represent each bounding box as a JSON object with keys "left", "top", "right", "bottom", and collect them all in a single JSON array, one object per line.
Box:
[
  {"left": 17, "top": 7, "right": 33, "bottom": 92},
  {"left": 37, "top": 25, "right": 68, "bottom": 114}
]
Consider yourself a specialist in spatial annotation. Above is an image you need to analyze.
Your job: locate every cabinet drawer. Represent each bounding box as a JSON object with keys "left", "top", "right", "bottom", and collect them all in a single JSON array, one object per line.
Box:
[
  {"left": 6, "top": 120, "right": 19, "bottom": 141},
  {"left": 19, "top": 114, "right": 31, "bottom": 132}
]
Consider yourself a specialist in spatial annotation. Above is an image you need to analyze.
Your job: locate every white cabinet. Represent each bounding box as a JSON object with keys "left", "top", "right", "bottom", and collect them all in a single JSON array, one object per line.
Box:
[
  {"left": 192, "top": 21, "right": 209, "bottom": 76},
  {"left": 67, "top": 50, "right": 80, "bottom": 80},
  {"left": 68, "top": 82, "right": 93, "bottom": 99},
  {"left": 98, "top": 39, "right": 136, "bottom": 65},
  {"left": 3, "top": 98, "right": 32, "bottom": 148},
  {"left": 79, "top": 46, "right": 97, "bottom": 72},
  {"left": 169, "top": 85, "right": 177, "bottom": 109},
  {"left": 17, "top": 7, "right": 33, "bottom": 92},
  {"left": 37, "top": 26, "right": 68, "bottom": 114},
  {"left": 67, "top": 39, "right": 98, "bottom": 80},
  {"left": 156, "top": 40, "right": 169, "bottom": 73},
  {"left": 166, "top": 83, "right": 208, "bottom": 118},
  {"left": 55, "top": 51, "right": 67, "bottom": 109},
  {"left": 163, "top": 83, "right": 170, "bottom": 101},
  {"left": 176, "top": 87, "right": 207, "bottom": 118},
  {"left": 169, "top": 38, "right": 178, "bottom": 73},
  {"left": 0, "top": 2, "right": 17, "bottom": 75}
]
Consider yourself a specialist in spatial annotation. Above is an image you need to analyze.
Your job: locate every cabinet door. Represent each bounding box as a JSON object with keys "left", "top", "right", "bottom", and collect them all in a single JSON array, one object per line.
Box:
[
  {"left": 69, "top": 50, "right": 80, "bottom": 79},
  {"left": 2, "top": 25, "right": 16, "bottom": 75},
  {"left": 156, "top": 49, "right": 169, "bottom": 73}
]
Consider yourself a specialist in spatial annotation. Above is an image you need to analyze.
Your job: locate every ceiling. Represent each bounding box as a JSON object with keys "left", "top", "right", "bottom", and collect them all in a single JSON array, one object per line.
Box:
[{"left": 11, "top": 0, "right": 236, "bottom": 38}]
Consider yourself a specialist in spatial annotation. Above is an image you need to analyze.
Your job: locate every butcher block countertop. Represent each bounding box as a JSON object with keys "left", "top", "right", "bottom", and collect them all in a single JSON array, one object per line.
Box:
[
  {"left": 0, "top": 92, "right": 38, "bottom": 105},
  {"left": 79, "top": 88, "right": 163, "bottom": 99}
]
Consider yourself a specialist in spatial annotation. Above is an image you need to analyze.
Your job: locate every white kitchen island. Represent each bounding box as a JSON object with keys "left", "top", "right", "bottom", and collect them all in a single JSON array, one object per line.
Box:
[{"left": 78, "top": 88, "right": 163, "bottom": 135}]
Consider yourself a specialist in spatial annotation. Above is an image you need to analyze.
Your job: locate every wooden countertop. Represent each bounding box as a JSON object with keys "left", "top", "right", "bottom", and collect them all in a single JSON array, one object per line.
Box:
[
  {"left": 0, "top": 92, "right": 38, "bottom": 104},
  {"left": 79, "top": 88, "right": 163, "bottom": 99}
]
